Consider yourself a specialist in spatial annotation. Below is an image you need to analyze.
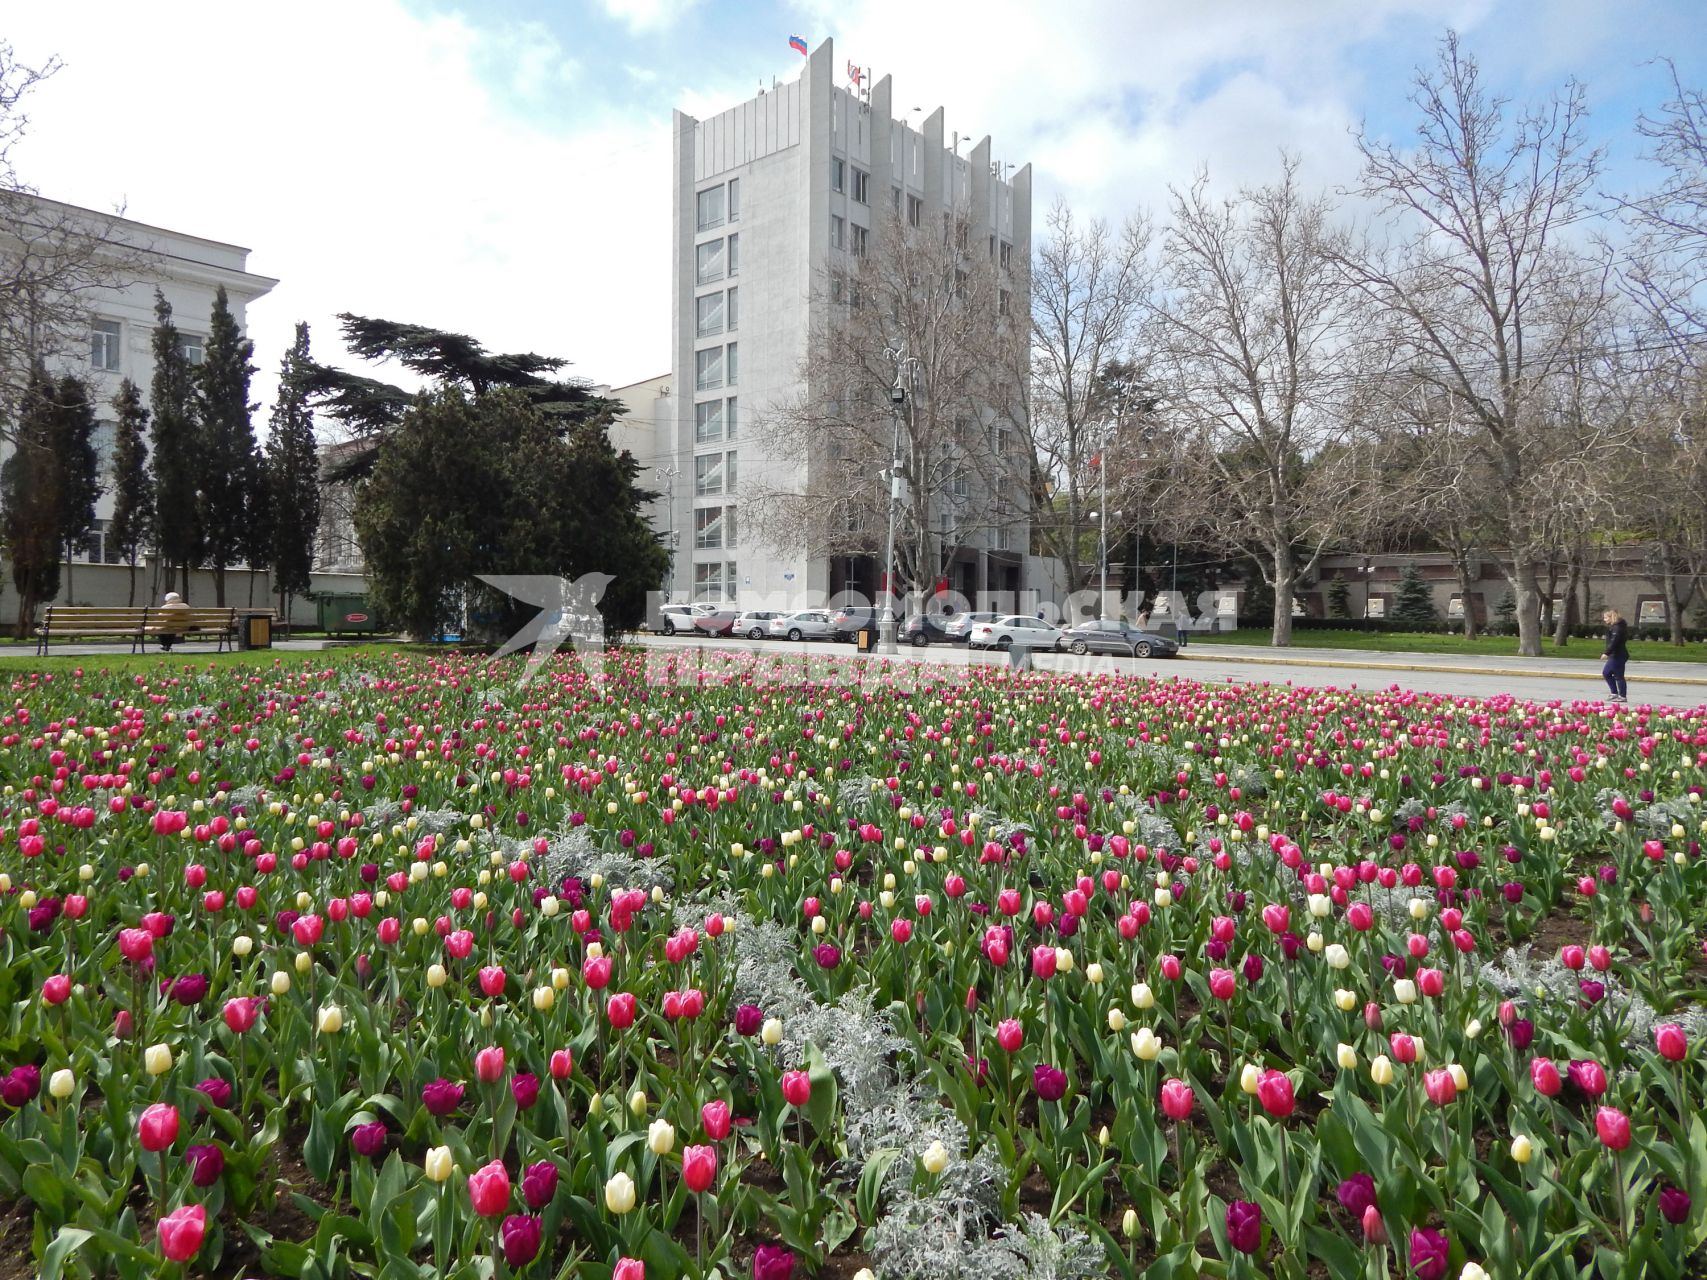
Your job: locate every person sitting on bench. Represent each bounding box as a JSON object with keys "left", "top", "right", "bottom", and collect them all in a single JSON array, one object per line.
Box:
[{"left": 156, "top": 591, "right": 190, "bottom": 651}]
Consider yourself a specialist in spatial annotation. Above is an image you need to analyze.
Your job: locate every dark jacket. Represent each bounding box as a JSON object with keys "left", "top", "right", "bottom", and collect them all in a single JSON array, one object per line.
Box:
[{"left": 1603, "top": 619, "right": 1629, "bottom": 663}]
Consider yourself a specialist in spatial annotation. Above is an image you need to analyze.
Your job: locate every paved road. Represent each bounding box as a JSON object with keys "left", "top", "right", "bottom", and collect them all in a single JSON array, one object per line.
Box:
[
  {"left": 12, "top": 633, "right": 1705, "bottom": 709},
  {"left": 627, "top": 633, "right": 1707, "bottom": 708}
]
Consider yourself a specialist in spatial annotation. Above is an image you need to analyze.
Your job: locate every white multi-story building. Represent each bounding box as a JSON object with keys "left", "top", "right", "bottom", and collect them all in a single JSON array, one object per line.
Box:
[{"left": 668, "top": 37, "right": 1032, "bottom": 608}]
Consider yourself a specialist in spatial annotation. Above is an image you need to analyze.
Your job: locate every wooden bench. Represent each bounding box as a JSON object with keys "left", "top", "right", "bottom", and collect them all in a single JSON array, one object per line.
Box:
[{"left": 36, "top": 605, "right": 239, "bottom": 656}]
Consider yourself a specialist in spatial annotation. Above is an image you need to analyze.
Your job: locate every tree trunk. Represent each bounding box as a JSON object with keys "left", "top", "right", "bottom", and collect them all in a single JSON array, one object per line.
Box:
[
  {"left": 1454, "top": 552, "right": 1478, "bottom": 641},
  {"left": 1512, "top": 559, "right": 1544, "bottom": 657},
  {"left": 1552, "top": 557, "right": 1584, "bottom": 647},
  {"left": 126, "top": 558, "right": 138, "bottom": 607},
  {"left": 64, "top": 542, "right": 75, "bottom": 605},
  {"left": 1270, "top": 545, "right": 1295, "bottom": 647},
  {"left": 179, "top": 563, "right": 190, "bottom": 600},
  {"left": 247, "top": 571, "right": 257, "bottom": 607},
  {"left": 213, "top": 564, "right": 227, "bottom": 607},
  {"left": 1663, "top": 563, "right": 1686, "bottom": 646}
]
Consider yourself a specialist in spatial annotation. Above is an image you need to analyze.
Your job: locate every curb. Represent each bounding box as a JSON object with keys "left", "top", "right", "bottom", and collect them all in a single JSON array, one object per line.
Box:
[{"left": 1176, "top": 649, "right": 1707, "bottom": 687}]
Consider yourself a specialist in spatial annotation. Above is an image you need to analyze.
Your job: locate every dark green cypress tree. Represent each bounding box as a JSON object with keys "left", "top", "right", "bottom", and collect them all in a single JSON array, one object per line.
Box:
[
  {"left": 51, "top": 374, "right": 101, "bottom": 602},
  {"left": 198, "top": 285, "right": 257, "bottom": 604},
  {"left": 1, "top": 365, "right": 63, "bottom": 635},
  {"left": 108, "top": 378, "right": 153, "bottom": 605},
  {"left": 149, "top": 290, "right": 201, "bottom": 598},
  {"left": 265, "top": 323, "right": 321, "bottom": 618},
  {"left": 1326, "top": 572, "right": 1351, "bottom": 619}
]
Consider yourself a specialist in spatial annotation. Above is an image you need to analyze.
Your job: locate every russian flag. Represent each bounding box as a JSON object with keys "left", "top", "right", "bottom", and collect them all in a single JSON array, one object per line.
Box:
[{"left": 789, "top": 34, "right": 808, "bottom": 55}]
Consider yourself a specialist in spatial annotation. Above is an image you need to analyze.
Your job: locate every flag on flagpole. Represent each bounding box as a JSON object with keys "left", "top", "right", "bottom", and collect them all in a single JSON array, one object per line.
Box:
[
  {"left": 846, "top": 60, "right": 864, "bottom": 88},
  {"left": 788, "top": 34, "right": 808, "bottom": 55},
  {"left": 1090, "top": 451, "right": 1102, "bottom": 468}
]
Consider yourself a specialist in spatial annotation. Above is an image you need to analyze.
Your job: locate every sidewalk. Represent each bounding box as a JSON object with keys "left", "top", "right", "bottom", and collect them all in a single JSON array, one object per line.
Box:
[{"left": 1180, "top": 642, "right": 1707, "bottom": 686}]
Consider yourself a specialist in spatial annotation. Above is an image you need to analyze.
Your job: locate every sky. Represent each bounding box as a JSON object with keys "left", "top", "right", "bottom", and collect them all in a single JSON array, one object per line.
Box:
[{"left": 7, "top": 0, "right": 1704, "bottom": 428}]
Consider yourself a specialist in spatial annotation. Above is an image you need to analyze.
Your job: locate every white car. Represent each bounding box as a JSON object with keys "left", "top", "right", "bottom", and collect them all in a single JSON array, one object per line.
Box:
[
  {"left": 733, "top": 610, "right": 783, "bottom": 639},
  {"left": 768, "top": 610, "right": 837, "bottom": 641},
  {"left": 654, "top": 602, "right": 721, "bottom": 636},
  {"left": 968, "top": 615, "right": 1065, "bottom": 651}
]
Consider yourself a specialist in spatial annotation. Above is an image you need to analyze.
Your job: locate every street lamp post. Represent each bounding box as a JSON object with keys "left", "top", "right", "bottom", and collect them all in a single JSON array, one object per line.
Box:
[
  {"left": 656, "top": 465, "right": 679, "bottom": 601},
  {"left": 879, "top": 347, "right": 918, "bottom": 656}
]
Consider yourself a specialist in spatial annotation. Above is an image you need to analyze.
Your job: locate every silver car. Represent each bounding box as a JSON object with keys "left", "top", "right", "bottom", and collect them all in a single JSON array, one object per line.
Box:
[
  {"left": 968, "top": 615, "right": 1065, "bottom": 651},
  {"left": 733, "top": 610, "right": 783, "bottom": 639},
  {"left": 943, "top": 611, "right": 1001, "bottom": 642},
  {"left": 768, "top": 610, "right": 836, "bottom": 641}
]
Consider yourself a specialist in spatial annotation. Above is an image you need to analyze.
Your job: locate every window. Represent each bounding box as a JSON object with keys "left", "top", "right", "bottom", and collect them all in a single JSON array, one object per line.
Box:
[
  {"left": 728, "top": 177, "right": 740, "bottom": 222},
  {"left": 989, "top": 234, "right": 997, "bottom": 260},
  {"left": 1000, "top": 240, "right": 1013, "bottom": 269},
  {"left": 695, "top": 453, "right": 724, "bottom": 496},
  {"left": 90, "top": 319, "right": 121, "bottom": 371},
  {"left": 178, "top": 334, "right": 205, "bottom": 364},
  {"left": 695, "top": 506, "right": 724, "bottom": 549},
  {"left": 725, "top": 396, "right": 737, "bottom": 441},
  {"left": 728, "top": 233, "right": 739, "bottom": 276},
  {"left": 993, "top": 524, "right": 1013, "bottom": 552},
  {"left": 907, "top": 195, "right": 923, "bottom": 228},
  {"left": 724, "top": 450, "right": 738, "bottom": 492},
  {"left": 999, "top": 289, "right": 1011, "bottom": 316},
  {"left": 892, "top": 186, "right": 902, "bottom": 214},
  {"left": 696, "top": 292, "right": 725, "bottom": 337},
  {"left": 726, "top": 505, "right": 738, "bottom": 548},
  {"left": 830, "top": 215, "right": 845, "bottom": 249},
  {"left": 830, "top": 274, "right": 845, "bottom": 304},
  {"left": 831, "top": 158, "right": 845, "bottom": 192},
  {"left": 694, "top": 561, "right": 736, "bottom": 602},
  {"left": 695, "top": 347, "right": 724, "bottom": 391},
  {"left": 952, "top": 472, "right": 970, "bottom": 499},
  {"left": 725, "top": 342, "right": 737, "bottom": 386},
  {"left": 851, "top": 225, "right": 868, "bottom": 257},
  {"left": 956, "top": 221, "right": 968, "bottom": 251},
  {"left": 993, "top": 424, "right": 1013, "bottom": 456},
  {"left": 696, "top": 185, "right": 726, "bottom": 232},
  {"left": 695, "top": 399, "right": 724, "bottom": 444},
  {"left": 696, "top": 240, "right": 725, "bottom": 284},
  {"left": 726, "top": 286, "right": 738, "bottom": 332},
  {"left": 852, "top": 168, "right": 869, "bottom": 203}
]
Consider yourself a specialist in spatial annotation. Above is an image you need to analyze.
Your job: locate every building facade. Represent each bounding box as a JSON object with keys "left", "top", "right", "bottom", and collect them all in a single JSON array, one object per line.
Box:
[{"left": 668, "top": 38, "right": 1032, "bottom": 608}]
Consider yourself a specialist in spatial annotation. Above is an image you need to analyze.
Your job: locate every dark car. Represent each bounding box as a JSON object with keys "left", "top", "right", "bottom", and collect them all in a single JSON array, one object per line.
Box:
[
  {"left": 829, "top": 606, "right": 877, "bottom": 642},
  {"left": 899, "top": 614, "right": 953, "bottom": 647},
  {"left": 1062, "top": 619, "right": 1179, "bottom": 658}
]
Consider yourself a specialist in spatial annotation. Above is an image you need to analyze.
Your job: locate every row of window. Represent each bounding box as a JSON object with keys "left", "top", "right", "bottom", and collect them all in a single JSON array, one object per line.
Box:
[
  {"left": 695, "top": 397, "right": 738, "bottom": 444},
  {"left": 695, "top": 287, "right": 739, "bottom": 337},
  {"left": 694, "top": 503, "right": 737, "bottom": 549},
  {"left": 828, "top": 216, "right": 868, "bottom": 257},
  {"left": 90, "top": 319, "right": 203, "bottom": 371},
  {"left": 696, "top": 233, "right": 740, "bottom": 285},
  {"left": 695, "top": 178, "right": 741, "bottom": 232},
  {"left": 830, "top": 158, "right": 869, "bottom": 204},
  {"left": 695, "top": 342, "right": 738, "bottom": 391},
  {"left": 694, "top": 450, "right": 738, "bottom": 496},
  {"left": 694, "top": 560, "right": 739, "bottom": 603}
]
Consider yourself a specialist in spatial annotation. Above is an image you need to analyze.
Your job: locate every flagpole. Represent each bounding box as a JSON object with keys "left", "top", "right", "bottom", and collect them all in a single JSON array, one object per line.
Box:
[{"left": 1099, "top": 450, "right": 1108, "bottom": 622}]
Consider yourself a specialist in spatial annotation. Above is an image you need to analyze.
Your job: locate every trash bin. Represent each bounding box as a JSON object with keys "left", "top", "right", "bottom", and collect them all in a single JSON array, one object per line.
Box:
[
  {"left": 317, "top": 593, "right": 381, "bottom": 635},
  {"left": 239, "top": 612, "right": 273, "bottom": 650},
  {"left": 856, "top": 628, "right": 876, "bottom": 652}
]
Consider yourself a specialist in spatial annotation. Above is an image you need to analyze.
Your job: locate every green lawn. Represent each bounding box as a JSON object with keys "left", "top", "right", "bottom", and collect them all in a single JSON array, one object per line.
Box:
[
  {"left": 0, "top": 643, "right": 416, "bottom": 678},
  {"left": 1190, "top": 628, "right": 1707, "bottom": 663}
]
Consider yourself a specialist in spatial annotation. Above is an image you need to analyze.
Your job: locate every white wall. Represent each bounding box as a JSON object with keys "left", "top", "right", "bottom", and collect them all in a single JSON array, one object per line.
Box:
[{"left": 1, "top": 558, "right": 371, "bottom": 630}]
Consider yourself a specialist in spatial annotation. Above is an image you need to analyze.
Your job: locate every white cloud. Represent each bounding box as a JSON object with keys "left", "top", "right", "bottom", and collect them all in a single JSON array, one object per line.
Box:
[
  {"left": 6, "top": 1, "right": 671, "bottom": 427},
  {"left": 599, "top": 0, "right": 702, "bottom": 35}
]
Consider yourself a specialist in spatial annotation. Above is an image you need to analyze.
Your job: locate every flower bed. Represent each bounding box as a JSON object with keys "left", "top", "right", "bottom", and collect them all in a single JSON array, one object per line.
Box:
[{"left": 1, "top": 650, "right": 1705, "bottom": 1279}]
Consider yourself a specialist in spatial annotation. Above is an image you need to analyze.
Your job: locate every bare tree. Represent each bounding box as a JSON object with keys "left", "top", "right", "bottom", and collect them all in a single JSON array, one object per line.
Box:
[
  {"left": 748, "top": 209, "right": 1028, "bottom": 606},
  {"left": 1026, "top": 202, "right": 1157, "bottom": 591},
  {"left": 1150, "top": 158, "right": 1375, "bottom": 646},
  {"left": 0, "top": 42, "right": 144, "bottom": 437},
  {"left": 1337, "top": 31, "right": 1615, "bottom": 657},
  {"left": 1619, "top": 60, "right": 1706, "bottom": 355}
]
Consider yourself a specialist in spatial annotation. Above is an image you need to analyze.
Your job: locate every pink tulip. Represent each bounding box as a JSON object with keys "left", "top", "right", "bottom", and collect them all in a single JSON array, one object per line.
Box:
[
  {"left": 468, "top": 1159, "right": 511, "bottom": 1216},
  {"left": 157, "top": 1203, "right": 206, "bottom": 1262},
  {"left": 682, "top": 1144, "right": 717, "bottom": 1193},
  {"left": 1160, "top": 1078, "right": 1194, "bottom": 1121},
  {"left": 1656, "top": 1024, "right": 1688, "bottom": 1062},
  {"left": 1595, "top": 1106, "right": 1631, "bottom": 1151}
]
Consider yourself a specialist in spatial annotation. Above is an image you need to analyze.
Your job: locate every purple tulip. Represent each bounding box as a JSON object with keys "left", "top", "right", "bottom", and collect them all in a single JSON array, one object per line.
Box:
[
  {"left": 351, "top": 1122, "right": 387, "bottom": 1159},
  {"left": 1660, "top": 1186, "right": 1692, "bottom": 1225},
  {"left": 752, "top": 1244, "right": 796, "bottom": 1280},
  {"left": 194, "top": 1077, "right": 233, "bottom": 1110},
  {"left": 813, "top": 943, "right": 841, "bottom": 970},
  {"left": 1409, "top": 1228, "right": 1449, "bottom": 1280},
  {"left": 735, "top": 1004, "right": 764, "bottom": 1036},
  {"left": 1033, "top": 1064, "right": 1068, "bottom": 1102},
  {"left": 511, "top": 1072, "right": 540, "bottom": 1111},
  {"left": 185, "top": 1143, "right": 225, "bottom": 1187},
  {"left": 422, "top": 1078, "right": 465, "bottom": 1116},
  {"left": 0, "top": 1066, "right": 40, "bottom": 1108},
  {"left": 1336, "top": 1172, "right": 1377, "bottom": 1218},
  {"left": 1506, "top": 1018, "right": 1535, "bottom": 1051},
  {"left": 522, "top": 1160, "right": 559, "bottom": 1210},
  {"left": 500, "top": 1214, "right": 542, "bottom": 1267},
  {"left": 1226, "top": 1200, "right": 1262, "bottom": 1255}
]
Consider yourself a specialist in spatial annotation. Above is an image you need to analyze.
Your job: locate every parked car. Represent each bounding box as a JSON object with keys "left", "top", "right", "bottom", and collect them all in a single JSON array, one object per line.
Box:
[
  {"left": 943, "top": 611, "right": 1001, "bottom": 643},
  {"left": 968, "top": 615, "right": 1065, "bottom": 651},
  {"left": 898, "top": 614, "right": 953, "bottom": 647},
  {"left": 1062, "top": 619, "right": 1180, "bottom": 659},
  {"left": 768, "top": 610, "right": 837, "bottom": 641},
  {"left": 829, "top": 606, "right": 878, "bottom": 642},
  {"left": 691, "top": 606, "right": 742, "bottom": 637},
  {"left": 733, "top": 610, "right": 783, "bottom": 639},
  {"left": 652, "top": 607, "right": 720, "bottom": 638}
]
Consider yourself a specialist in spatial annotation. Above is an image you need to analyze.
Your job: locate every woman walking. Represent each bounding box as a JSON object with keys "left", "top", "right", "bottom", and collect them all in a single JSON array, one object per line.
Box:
[{"left": 1601, "top": 608, "right": 1630, "bottom": 703}]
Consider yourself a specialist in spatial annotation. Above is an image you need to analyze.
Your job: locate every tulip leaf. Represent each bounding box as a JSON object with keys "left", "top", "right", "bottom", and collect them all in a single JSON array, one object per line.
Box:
[
  {"left": 855, "top": 1147, "right": 900, "bottom": 1225},
  {"left": 37, "top": 1226, "right": 92, "bottom": 1280}
]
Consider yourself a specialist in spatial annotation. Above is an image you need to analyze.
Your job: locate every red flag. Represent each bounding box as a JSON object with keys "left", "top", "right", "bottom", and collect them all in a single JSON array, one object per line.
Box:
[{"left": 1090, "top": 452, "right": 1102, "bottom": 468}]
